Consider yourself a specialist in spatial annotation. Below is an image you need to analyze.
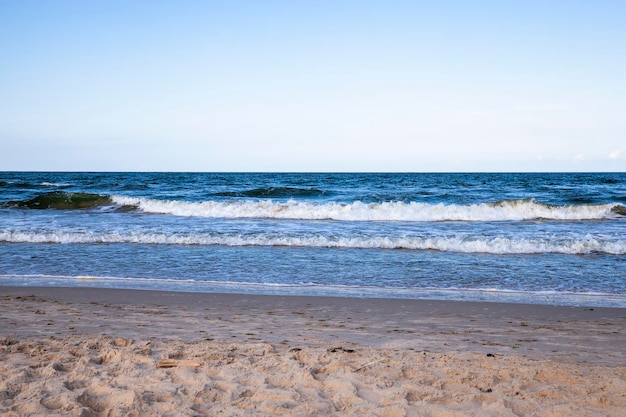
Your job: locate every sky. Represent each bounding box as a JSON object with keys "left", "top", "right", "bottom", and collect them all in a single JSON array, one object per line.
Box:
[{"left": 1, "top": 0, "right": 625, "bottom": 172}]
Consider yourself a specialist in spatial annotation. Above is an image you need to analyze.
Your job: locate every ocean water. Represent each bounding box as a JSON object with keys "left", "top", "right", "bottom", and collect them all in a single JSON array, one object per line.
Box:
[{"left": 1, "top": 172, "right": 625, "bottom": 307}]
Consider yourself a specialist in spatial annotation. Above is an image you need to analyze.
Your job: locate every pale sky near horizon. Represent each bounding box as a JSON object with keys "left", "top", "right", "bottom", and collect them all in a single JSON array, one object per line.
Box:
[{"left": 1, "top": 1, "right": 625, "bottom": 172}]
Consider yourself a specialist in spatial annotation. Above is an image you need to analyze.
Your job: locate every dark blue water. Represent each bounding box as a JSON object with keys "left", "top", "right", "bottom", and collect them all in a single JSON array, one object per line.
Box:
[{"left": 1, "top": 172, "right": 625, "bottom": 306}]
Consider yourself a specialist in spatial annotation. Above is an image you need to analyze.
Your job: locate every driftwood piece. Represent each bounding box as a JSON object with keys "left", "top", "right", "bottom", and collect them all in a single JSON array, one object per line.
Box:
[{"left": 157, "top": 359, "right": 201, "bottom": 368}]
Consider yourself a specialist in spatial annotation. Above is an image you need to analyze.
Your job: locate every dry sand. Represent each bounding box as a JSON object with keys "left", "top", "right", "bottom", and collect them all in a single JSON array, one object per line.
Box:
[{"left": 1, "top": 287, "right": 625, "bottom": 416}]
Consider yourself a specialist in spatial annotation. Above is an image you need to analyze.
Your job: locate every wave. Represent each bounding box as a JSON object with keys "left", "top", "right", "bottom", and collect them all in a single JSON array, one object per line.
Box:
[
  {"left": 0, "top": 180, "right": 38, "bottom": 189},
  {"left": 613, "top": 204, "right": 626, "bottom": 215},
  {"left": 40, "top": 182, "right": 72, "bottom": 187},
  {"left": 6, "top": 192, "right": 113, "bottom": 210},
  {"left": 5, "top": 191, "right": 624, "bottom": 221},
  {"left": 110, "top": 196, "right": 624, "bottom": 222},
  {"left": 215, "top": 186, "right": 330, "bottom": 198},
  {"left": 2, "top": 230, "right": 625, "bottom": 254},
  {"left": 0, "top": 180, "right": 71, "bottom": 188}
]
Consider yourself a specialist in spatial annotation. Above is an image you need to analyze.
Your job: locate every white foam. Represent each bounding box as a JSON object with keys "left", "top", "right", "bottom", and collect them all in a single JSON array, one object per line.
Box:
[
  {"left": 2, "top": 230, "right": 625, "bottom": 254},
  {"left": 40, "top": 182, "right": 71, "bottom": 187},
  {"left": 111, "top": 196, "right": 621, "bottom": 222}
]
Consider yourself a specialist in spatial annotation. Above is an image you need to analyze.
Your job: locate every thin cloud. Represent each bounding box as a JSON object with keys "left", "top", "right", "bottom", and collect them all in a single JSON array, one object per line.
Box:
[
  {"left": 516, "top": 104, "right": 571, "bottom": 112},
  {"left": 608, "top": 149, "right": 624, "bottom": 160}
]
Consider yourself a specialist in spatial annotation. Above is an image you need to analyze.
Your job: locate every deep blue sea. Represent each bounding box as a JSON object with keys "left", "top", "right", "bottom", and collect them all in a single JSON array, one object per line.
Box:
[{"left": 1, "top": 172, "right": 625, "bottom": 307}]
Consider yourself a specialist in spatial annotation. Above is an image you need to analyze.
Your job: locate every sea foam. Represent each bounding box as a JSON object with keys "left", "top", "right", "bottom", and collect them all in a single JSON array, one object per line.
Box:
[
  {"left": 110, "top": 196, "right": 622, "bottom": 222},
  {"left": 2, "top": 230, "right": 625, "bottom": 254}
]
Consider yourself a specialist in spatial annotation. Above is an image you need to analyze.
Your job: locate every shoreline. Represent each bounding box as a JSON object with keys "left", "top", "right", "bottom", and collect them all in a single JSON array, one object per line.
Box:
[
  {"left": 2, "top": 286, "right": 626, "bottom": 361},
  {"left": 3, "top": 280, "right": 626, "bottom": 308},
  {"left": 2, "top": 286, "right": 625, "bottom": 416}
]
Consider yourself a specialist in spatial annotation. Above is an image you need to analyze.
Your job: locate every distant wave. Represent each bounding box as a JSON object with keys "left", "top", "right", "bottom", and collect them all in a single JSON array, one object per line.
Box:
[
  {"left": 0, "top": 180, "right": 71, "bottom": 189},
  {"left": 2, "top": 230, "right": 625, "bottom": 254},
  {"left": 40, "top": 182, "right": 72, "bottom": 187},
  {"left": 0, "top": 180, "right": 38, "bottom": 189},
  {"left": 215, "top": 186, "right": 330, "bottom": 198},
  {"left": 111, "top": 196, "right": 624, "bottom": 222}
]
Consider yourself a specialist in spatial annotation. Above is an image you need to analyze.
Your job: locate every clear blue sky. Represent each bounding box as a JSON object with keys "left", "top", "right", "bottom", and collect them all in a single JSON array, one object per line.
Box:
[{"left": 1, "top": 0, "right": 625, "bottom": 172}]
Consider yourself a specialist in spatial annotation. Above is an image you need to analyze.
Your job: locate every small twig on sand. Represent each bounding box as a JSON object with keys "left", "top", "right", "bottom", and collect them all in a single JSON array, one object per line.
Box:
[{"left": 353, "top": 358, "right": 385, "bottom": 372}]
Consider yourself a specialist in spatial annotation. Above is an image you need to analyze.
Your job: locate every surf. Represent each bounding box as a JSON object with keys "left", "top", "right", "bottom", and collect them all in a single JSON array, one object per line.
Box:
[
  {"left": 2, "top": 230, "right": 625, "bottom": 254},
  {"left": 110, "top": 196, "right": 624, "bottom": 222}
]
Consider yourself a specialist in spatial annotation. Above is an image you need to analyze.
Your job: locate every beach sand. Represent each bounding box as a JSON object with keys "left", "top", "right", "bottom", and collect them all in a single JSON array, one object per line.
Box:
[{"left": 1, "top": 287, "right": 625, "bottom": 416}]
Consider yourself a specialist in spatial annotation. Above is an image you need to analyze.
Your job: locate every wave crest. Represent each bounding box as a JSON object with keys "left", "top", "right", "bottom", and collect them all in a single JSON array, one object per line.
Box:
[
  {"left": 111, "top": 196, "right": 624, "bottom": 222},
  {"left": 1, "top": 230, "right": 624, "bottom": 254}
]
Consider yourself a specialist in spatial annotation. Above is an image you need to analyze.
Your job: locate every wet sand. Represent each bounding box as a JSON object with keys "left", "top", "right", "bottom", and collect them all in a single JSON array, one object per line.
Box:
[{"left": 1, "top": 287, "right": 625, "bottom": 416}]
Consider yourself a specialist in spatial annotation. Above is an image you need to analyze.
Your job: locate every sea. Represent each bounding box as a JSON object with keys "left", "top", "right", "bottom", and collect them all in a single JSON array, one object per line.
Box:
[{"left": 1, "top": 172, "right": 625, "bottom": 307}]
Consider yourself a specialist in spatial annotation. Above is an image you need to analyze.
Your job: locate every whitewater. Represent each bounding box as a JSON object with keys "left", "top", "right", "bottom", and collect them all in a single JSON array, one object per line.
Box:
[{"left": 110, "top": 196, "right": 623, "bottom": 222}]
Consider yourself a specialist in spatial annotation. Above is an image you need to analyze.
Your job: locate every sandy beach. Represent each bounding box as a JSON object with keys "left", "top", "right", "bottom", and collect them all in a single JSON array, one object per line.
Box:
[{"left": 1, "top": 287, "right": 625, "bottom": 416}]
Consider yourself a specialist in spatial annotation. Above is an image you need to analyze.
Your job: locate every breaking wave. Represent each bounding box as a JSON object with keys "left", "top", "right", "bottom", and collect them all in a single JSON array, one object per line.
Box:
[
  {"left": 111, "top": 196, "right": 624, "bottom": 222},
  {"left": 5, "top": 192, "right": 624, "bottom": 222},
  {"left": 1, "top": 230, "right": 625, "bottom": 254}
]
